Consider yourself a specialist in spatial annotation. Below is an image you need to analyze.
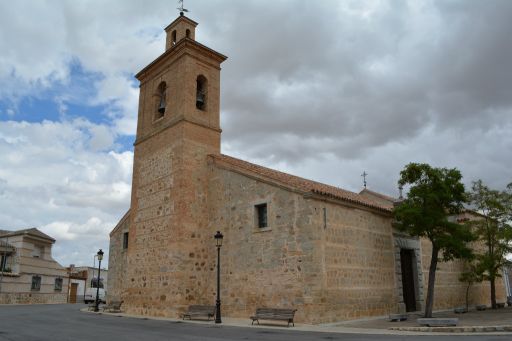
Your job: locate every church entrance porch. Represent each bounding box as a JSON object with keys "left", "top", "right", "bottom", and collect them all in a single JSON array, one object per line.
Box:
[
  {"left": 393, "top": 234, "right": 424, "bottom": 314},
  {"left": 400, "top": 248, "right": 416, "bottom": 312}
]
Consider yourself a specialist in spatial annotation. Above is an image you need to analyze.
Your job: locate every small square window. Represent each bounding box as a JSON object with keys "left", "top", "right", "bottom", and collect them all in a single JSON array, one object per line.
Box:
[
  {"left": 54, "top": 278, "right": 63, "bottom": 291},
  {"left": 32, "top": 245, "right": 44, "bottom": 258},
  {"left": 255, "top": 203, "right": 268, "bottom": 228},
  {"left": 31, "top": 275, "right": 41, "bottom": 291},
  {"left": 123, "top": 232, "right": 129, "bottom": 249}
]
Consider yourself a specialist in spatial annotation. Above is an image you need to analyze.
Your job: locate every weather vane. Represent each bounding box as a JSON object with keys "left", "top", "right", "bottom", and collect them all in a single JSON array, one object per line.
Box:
[
  {"left": 177, "top": 0, "right": 189, "bottom": 15},
  {"left": 361, "top": 171, "right": 368, "bottom": 189}
]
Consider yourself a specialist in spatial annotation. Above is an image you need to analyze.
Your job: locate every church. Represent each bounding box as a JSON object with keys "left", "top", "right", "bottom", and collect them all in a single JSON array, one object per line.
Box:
[{"left": 108, "top": 13, "right": 502, "bottom": 324}]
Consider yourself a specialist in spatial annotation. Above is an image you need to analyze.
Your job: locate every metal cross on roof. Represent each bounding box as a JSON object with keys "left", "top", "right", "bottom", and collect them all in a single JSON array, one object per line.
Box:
[{"left": 361, "top": 171, "right": 368, "bottom": 189}]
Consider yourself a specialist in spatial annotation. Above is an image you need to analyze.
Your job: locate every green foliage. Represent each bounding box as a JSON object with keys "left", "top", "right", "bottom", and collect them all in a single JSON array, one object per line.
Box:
[
  {"left": 393, "top": 163, "right": 474, "bottom": 317},
  {"left": 393, "top": 163, "right": 474, "bottom": 260},
  {"left": 467, "top": 180, "right": 512, "bottom": 307},
  {"left": 459, "top": 260, "right": 484, "bottom": 311},
  {"left": 459, "top": 260, "right": 484, "bottom": 285}
]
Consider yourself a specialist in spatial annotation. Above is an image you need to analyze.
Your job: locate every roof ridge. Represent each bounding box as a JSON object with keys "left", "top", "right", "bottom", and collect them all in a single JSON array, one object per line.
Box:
[
  {"left": 0, "top": 227, "right": 55, "bottom": 242},
  {"left": 210, "top": 154, "right": 391, "bottom": 212},
  {"left": 360, "top": 188, "right": 398, "bottom": 202}
]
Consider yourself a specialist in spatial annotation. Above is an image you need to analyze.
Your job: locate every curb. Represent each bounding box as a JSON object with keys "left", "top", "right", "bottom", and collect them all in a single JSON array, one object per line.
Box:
[{"left": 389, "top": 325, "right": 512, "bottom": 333}]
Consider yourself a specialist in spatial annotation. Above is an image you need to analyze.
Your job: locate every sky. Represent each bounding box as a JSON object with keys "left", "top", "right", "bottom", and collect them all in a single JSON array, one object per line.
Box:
[{"left": 1, "top": 0, "right": 511, "bottom": 267}]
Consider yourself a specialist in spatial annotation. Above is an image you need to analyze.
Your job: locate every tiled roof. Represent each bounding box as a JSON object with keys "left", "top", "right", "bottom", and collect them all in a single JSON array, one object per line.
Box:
[
  {"left": 210, "top": 154, "right": 392, "bottom": 213},
  {"left": 0, "top": 228, "right": 55, "bottom": 242},
  {"left": 359, "top": 188, "right": 398, "bottom": 210}
]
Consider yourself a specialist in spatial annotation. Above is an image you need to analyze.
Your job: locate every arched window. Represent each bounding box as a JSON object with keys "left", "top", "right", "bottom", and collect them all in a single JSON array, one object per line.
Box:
[
  {"left": 155, "top": 82, "right": 166, "bottom": 120},
  {"left": 186, "top": 29, "right": 190, "bottom": 38},
  {"left": 196, "top": 75, "right": 207, "bottom": 111},
  {"left": 172, "top": 30, "right": 177, "bottom": 45}
]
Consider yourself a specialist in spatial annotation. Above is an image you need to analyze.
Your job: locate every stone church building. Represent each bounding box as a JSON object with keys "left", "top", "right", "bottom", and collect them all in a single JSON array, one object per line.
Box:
[{"left": 108, "top": 14, "right": 503, "bottom": 324}]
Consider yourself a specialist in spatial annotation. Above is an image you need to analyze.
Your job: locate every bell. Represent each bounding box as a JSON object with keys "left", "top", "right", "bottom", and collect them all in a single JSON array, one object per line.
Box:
[
  {"left": 196, "top": 92, "right": 205, "bottom": 108},
  {"left": 158, "top": 97, "right": 166, "bottom": 114}
]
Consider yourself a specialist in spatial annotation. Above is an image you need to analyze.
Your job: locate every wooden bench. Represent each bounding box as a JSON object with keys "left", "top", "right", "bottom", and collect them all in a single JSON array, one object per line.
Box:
[
  {"left": 250, "top": 308, "right": 297, "bottom": 327},
  {"left": 102, "top": 300, "right": 123, "bottom": 313},
  {"left": 182, "top": 305, "right": 216, "bottom": 321}
]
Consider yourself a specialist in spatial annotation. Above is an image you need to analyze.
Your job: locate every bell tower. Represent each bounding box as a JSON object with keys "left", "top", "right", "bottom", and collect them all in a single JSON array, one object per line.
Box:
[{"left": 124, "top": 14, "right": 227, "bottom": 317}]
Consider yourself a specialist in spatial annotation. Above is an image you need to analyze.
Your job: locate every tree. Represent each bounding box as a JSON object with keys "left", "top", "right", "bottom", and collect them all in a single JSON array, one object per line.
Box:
[
  {"left": 467, "top": 180, "right": 512, "bottom": 309},
  {"left": 393, "top": 163, "right": 474, "bottom": 318},
  {"left": 459, "top": 260, "right": 483, "bottom": 312}
]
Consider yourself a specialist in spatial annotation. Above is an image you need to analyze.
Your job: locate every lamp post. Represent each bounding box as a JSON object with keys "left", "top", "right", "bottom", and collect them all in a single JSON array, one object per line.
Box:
[
  {"left": 94, "top": 249, "right": 104, "bottom": 312},
  {"left": 214, "top": 231, "right": 223, "bottom": 324}
]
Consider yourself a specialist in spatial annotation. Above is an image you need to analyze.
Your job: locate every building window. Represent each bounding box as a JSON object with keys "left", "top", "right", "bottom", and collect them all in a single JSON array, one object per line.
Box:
[
  {"left": 172, "top": 30, "right": 177, "bottom": 45},
  {"left": 123, "top": 232, "right": 129, "bottom": 250},
  {"left": 0, "top": 254, "right": 10, "bottom": 272},
  {"left": 196, "top": 75, "right": 207, "bottom": 110},
  {"left": 155, "top": 82, "right": 167, "bottom": 120},
  {"left": 54, "top": 278, "right": 63, "bottom": 291},
  {"left": 32, "top": 245, "right": 44, "bottom": 258},
  {"left": 186, "top": 29, "right": 190, "bottom": 38},
  {"left": 31, "top": 275, "right": 41, "bottom": 291},
  {"left": 255, "top": 203, "right": 268, "bottom": 228}
]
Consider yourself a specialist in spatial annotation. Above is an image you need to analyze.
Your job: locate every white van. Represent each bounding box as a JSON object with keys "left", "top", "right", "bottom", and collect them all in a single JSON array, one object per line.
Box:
[
  {"left": 84, "top": 277, "right": 106, "bottom": 304},
  {"left": 84, "top": 287, "right": 106, "bottom": 304}
]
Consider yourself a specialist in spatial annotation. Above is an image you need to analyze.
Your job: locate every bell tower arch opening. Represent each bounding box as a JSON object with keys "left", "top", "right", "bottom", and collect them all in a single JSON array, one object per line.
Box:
[
  {"left": 154, "top": 81, "right": 167, "bottom": 120},
  {"left": 196, "top": 75, "right": 207, "bottom": 111}
]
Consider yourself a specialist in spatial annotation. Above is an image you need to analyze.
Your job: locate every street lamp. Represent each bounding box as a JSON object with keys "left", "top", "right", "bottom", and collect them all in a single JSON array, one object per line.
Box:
[
  {"left": 214, "top": 231, "right": 223, "bottom": 324},
  {"left": 94, "top": 249, "right": 104, "bottom": 312}
]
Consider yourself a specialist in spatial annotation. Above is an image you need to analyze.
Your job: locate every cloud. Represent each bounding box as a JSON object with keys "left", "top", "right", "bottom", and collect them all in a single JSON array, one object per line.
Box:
[
  {"left": 0, "top": 119, "right": 132, "bottom": 265},
  {"left": 201, "top": 0, "right": 512, "bottom": 191},
  {"left": 1, "top": 0, "right": 512, "bottom": 266}
]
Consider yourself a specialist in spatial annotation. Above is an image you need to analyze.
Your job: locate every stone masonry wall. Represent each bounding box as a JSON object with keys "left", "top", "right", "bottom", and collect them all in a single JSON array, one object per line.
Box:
[
  {"left": 321, "top": 202, "right": 397, "bottom": 322},
  {"left": 0, "top": 292, "right": 67, "bottom": 304},
  {"left": 207, "top": 167, "right": 321, "bottom": 323},
  {"left": 108, "top": 212, "right": 130, "bottom": 302},
  {"left": 207, "top": 166, "right": 399, "bottom": 324},
  {"left": 420, "top": 238, "right": 506, "bottom": 309},
  {"left": 123, "top": 122, "right": 220, "bottom": 318}
]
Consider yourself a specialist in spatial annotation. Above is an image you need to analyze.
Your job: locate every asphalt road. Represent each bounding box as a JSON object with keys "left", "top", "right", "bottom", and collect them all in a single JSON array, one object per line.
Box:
[{"left": 0, "top": 304, "right": 510, "bottom": 341}]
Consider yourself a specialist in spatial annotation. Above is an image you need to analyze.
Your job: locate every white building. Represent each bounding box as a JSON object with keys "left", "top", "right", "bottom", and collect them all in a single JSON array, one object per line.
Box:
[{"left": 0, "top": 228, "right": 68, "bottom": 304}]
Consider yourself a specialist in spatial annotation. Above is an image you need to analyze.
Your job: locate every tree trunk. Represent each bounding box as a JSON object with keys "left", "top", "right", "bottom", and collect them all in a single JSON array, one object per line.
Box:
[
  {"left": 425, "top": 245, "right": 439, "bottom": 318},
  {"left": 491, "top": 277, "right": 497, "bottom": 309},
  {"left": 466, "top": 282, "right": 471, "bottom": 312}
]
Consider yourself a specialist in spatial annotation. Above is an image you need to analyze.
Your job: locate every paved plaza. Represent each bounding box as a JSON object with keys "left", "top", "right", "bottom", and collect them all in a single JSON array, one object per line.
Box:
[{"left": 1, "top": 304, "right": 512, "bottom": 340}]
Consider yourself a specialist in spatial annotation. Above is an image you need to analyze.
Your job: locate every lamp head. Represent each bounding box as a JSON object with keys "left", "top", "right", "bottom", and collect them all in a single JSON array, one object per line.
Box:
[
  {"left": 214, "top": 231, "right": 223, "bottom": 247},
  {"left": 97, "top": 249, "right": 104, "bottom": 261}
]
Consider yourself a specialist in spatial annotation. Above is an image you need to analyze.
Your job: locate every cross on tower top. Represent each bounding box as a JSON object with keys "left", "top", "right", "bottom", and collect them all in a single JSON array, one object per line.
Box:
[{"left": 361, "top": 171, "right": 368, "bottom": 189}]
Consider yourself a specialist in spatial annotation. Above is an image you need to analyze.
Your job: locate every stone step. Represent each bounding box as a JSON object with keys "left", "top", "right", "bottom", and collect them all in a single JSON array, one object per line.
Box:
[{"left": 417, "top": 318, "right": 458, "bottom": 327}]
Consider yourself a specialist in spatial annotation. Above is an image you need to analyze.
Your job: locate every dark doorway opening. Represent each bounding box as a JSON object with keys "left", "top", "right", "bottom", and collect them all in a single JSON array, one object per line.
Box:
[{"left": 400, "top": 249, "right": 417, "bottom": 312}]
